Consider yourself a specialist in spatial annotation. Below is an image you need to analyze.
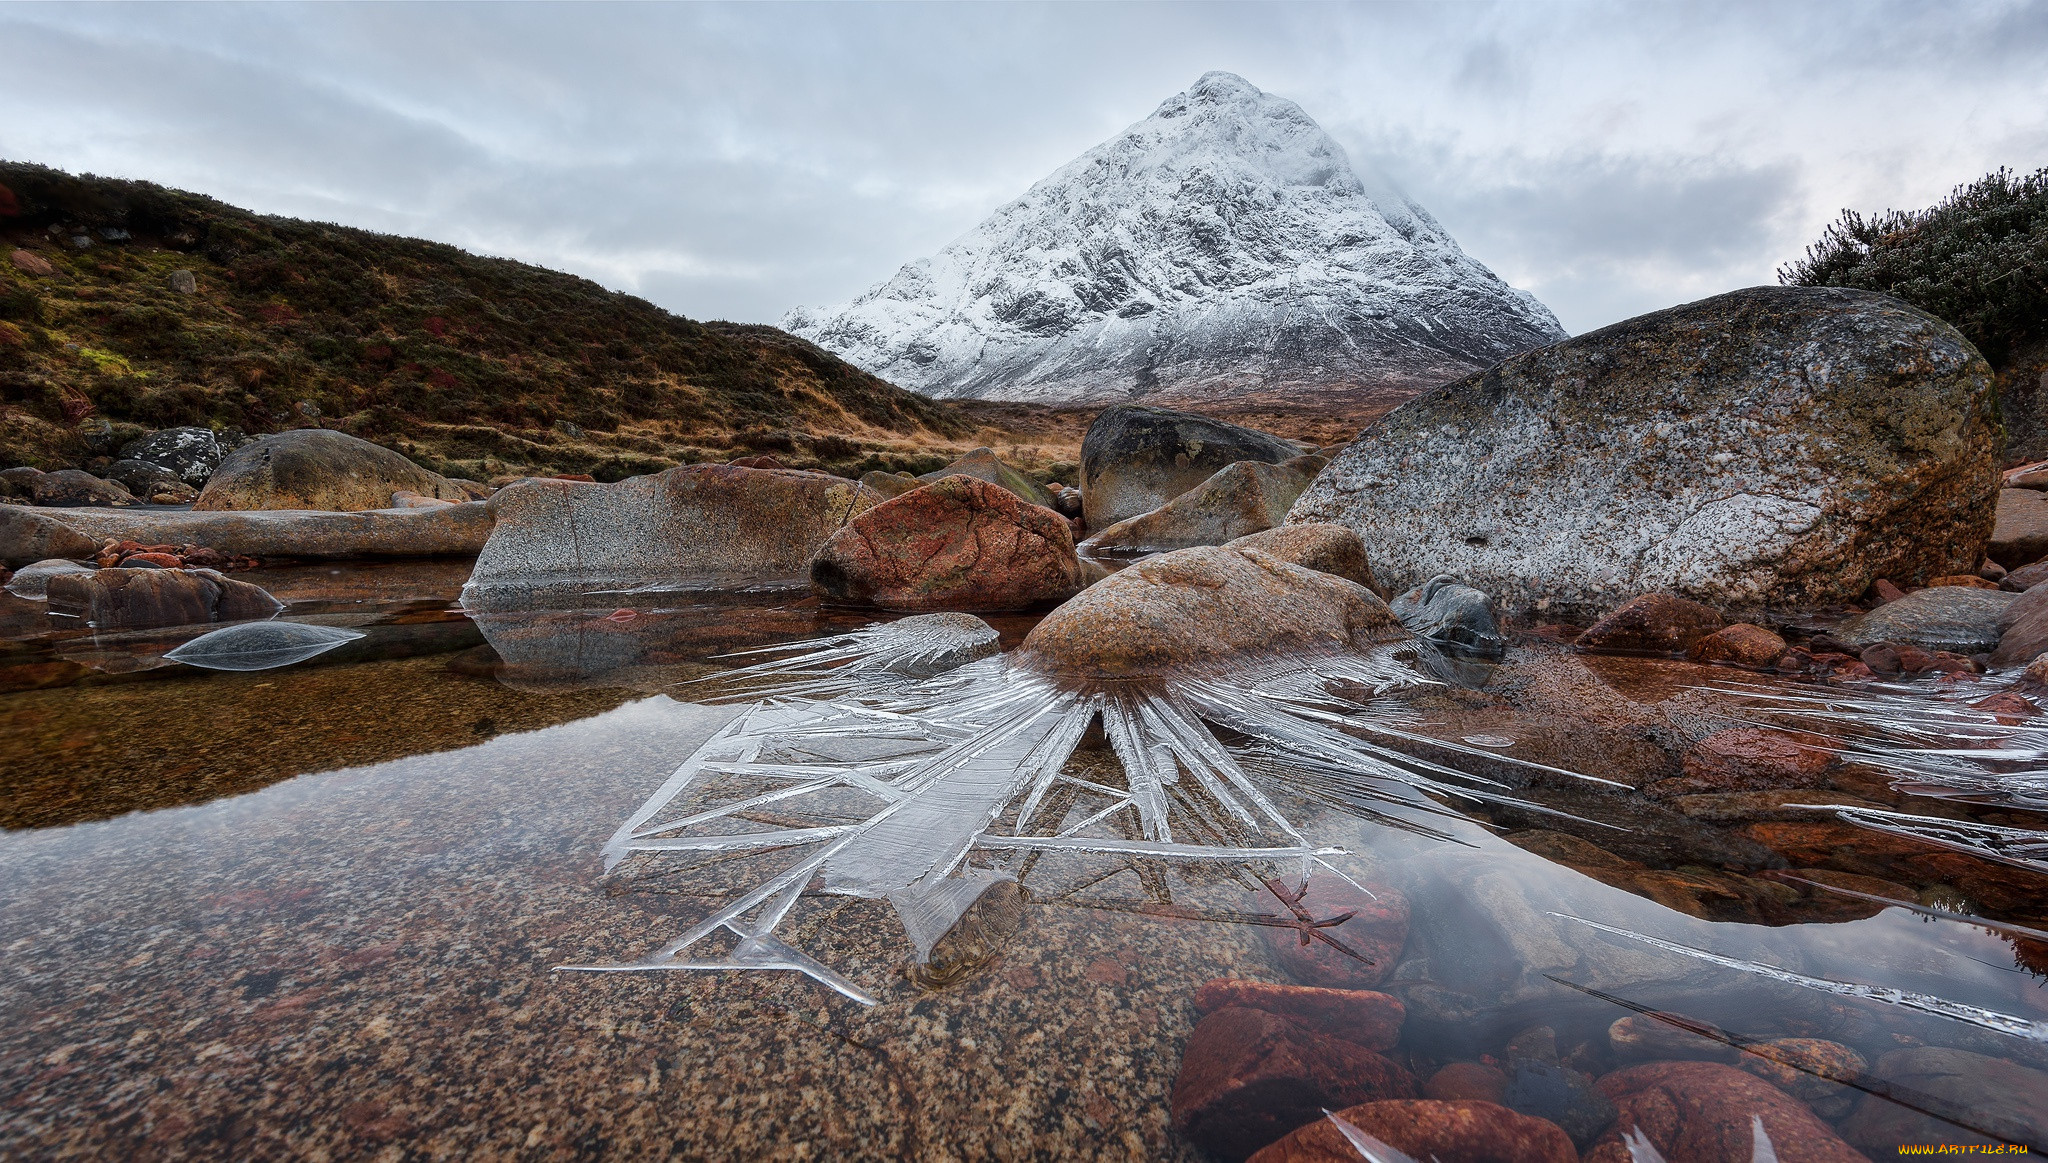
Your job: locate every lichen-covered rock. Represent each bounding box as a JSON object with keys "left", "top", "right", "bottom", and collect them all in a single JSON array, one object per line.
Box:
[
  {"left": 1193, "top": 980, "right": 1405, "bottom": 1052},
  {"left": 917, "top": 446, "right": 1055, "bottom": 509},
  {"left": 0, "top": 465, "right": 43, "bottom": 498},
  {"left": 1584, "top": 1061, "right": 1868, "bottom": 1163},
  {"left": 195, "top": 430, "right": 471, "bottom": 512},
  {"left": 44, "top": 567, "right": 282, "bottom": 629},
  {"left": 1831, "top": 584, "right": 2017, "bottom": 654},
  {"left": 1292, "top": 286, "right": 2001, "bottom": 619},
  {"left": 466, "top": 464, "right": 883, "bottom": 604},
  {"left": 1015, "top": 544, "right": 1412, "bottom": 679},
  {"left": 1080, "top": 404, "right": 1302, "bottom": 529},
  {"left": 1083, "top": 460, "right": 1315, "bottom": 553},
  {"left": 1247, "top": 1099, "right": 1577, "bottom": 1163},
  {"left": 1171, "top": 1006, "right": 1417, "bottom": 1162},
  {"left": 1226, "top": 523, "right": 1378, "bottom": 592},
  {"left": 808, "top": 474, "right": 1082, "bottom": 611},
  {"left": 32, "top": 469, "right": 134, "bottom": 507},
  {"left": 120, "top": 426, "right": 231, "bottom": 486},
  {"left": 1577, "top": 594, "right": 1725, "bottom": 653},
  {"left": 1389, "top": 575, "right": 1505, "bottom": 659}
]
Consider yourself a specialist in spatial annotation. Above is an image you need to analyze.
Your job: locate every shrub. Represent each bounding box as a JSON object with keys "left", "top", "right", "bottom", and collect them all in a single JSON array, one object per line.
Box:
[{"left": 1779, "top": 166, "right": 2048, "bottom": 365}]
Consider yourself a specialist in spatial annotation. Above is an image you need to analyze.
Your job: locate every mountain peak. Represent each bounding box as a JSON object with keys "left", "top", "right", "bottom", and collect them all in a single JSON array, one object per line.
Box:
[{"left": 785, "top": 76, "right": 1564, "bottom": 404}]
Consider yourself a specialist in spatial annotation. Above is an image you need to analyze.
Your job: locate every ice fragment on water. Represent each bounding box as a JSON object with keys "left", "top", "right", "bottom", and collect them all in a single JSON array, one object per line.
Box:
[
  {"left": 163, "top": 621, "right": 365, "bottom": 671},
  {"left": 1551, "top": 913, "right": 2048, "bottom": 1042}
]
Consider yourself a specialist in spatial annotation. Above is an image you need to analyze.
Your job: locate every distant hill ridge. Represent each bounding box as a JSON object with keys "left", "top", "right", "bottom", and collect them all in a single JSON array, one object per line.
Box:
[{"left": 0, "top": 161, "right": 970, "bottom": 480}]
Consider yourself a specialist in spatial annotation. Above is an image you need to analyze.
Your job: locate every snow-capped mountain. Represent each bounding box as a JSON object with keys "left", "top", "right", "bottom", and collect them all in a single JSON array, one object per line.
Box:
[{"left": 783, "top": 71, "right": 1565, "bottom": 404}]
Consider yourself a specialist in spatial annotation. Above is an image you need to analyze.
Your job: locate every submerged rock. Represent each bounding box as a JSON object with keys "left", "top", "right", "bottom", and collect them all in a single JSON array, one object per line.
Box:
[
  {"left": 1585, "top": 1061, "right": 1868, "bottom": 1163},
  {"left": 1246, "top": 1099, "right": 1577, "bottom": 1163},
  {"left": 1262, "top": 877, "right": 1410, "bottom": 990},
  {"left": 195, "top": 430, "right": 471, "bottom": 512},
  {"left": 1831, "top": 584, "right": 2017, "bottom": 654},
  {"left": 1192, "top": 980, "right": 1405, "bottom": 1053},
  {"left": 1016, "top": 544, "right": 1413, "bottom": 678},
  {"left": 1839, "top": 1047, "right": 2048, "bottom": 1154},
  {"left": 1083, "top": 459, "right": 1317, "bottom": 553},
  {"left": 1080, "top": 404, "right": 1302, "bottom": 529},
  {"left": 1390, "top": 575, "right": 1505, "bottom": 660},
  {"left": 164, "top": 621, "right": 366, "bottom": 671},
  {"left": 467, "top": 464, "right": 883, "bottom": 603},
  {"left": 1737, "top": 1038, "right": 1866, "bottom": 1120},
  {"left": 1686, "top": 623, "right": 1787, "bottom": 667},
  {"left": 917, "top": 446, "right": 1055, "bottom": 509},
  {"left": 809, "top": 475, "right": 1083, "bottom": 611},
  {"left": 1171, "top": 1006, "right": 1418, "bottom": 1162},
  {"left": 1226, "top": 523, "right": 1379, "bottom": 593},
  {"left": 1291, "top": 286, "right": 2001, "bottom": 618},
  {"left": 44, "top": 567, "right": 283, "bottom": 629},
  {"left": 1576, "top": 594, "right": 1726, "bottom": 653},
  {"left": 33, "top": 469, "right": 134, "bottom": 508}
]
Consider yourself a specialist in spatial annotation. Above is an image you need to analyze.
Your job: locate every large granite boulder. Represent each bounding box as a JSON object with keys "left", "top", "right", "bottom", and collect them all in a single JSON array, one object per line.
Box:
[
  {"left": 1291, "top": 287, "right": 2002, "bottom": 619},
  {"left": 120, "top": 426, "right": 231, "bottom": 486},
  {"left": 1080, "top": 404, "right": 1302, "bottom": 530},
  {"left": 917, "top": 447, "right": 1055, "bottom": 509},
  {"left": 1016, "top": 544, "right": 1411, "bottom": 679},
  {"left": 465, "top": 464, "right": 884, "bottom": 605},
  {"left": 194, "top": 430, "right": 470, "bottom": 512},
  {"left": 13, "top": 502, "right": 491, "bottom": 563},
  {"left": 44, "top": 567, "right": 283, "bottom": 629},
  {"left": 809, "top": 475, "right": 1082, "bottom": 611},
  {"left": 1082, "top": 459, "right": 1318, "bottom": 554}
]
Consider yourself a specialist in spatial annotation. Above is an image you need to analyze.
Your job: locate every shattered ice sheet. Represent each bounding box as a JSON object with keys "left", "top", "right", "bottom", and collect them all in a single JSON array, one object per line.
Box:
[{"left": 562, "top": 615, "right": 1615, "bottom": 1002}]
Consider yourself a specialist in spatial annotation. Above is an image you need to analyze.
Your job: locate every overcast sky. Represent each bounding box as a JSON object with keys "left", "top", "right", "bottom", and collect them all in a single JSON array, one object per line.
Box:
[{"left": 4, "top": 1, "right": 2045, "bottom": 336}]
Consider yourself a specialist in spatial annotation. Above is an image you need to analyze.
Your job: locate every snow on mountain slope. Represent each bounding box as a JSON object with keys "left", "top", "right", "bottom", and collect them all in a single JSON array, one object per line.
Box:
[{"left": 783, "top": 72, "right": 1566, "bottom": 404}]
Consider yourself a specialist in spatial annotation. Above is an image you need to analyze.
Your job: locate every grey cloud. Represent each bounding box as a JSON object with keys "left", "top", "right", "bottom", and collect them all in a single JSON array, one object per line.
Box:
[{"left": 0, "top": 1, "right": 2039, "bottom": 341}]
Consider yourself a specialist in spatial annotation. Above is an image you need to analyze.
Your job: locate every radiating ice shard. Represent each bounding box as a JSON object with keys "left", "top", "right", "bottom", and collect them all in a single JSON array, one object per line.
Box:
[
  {"left": 1750, "top": 1116, "right": 1779, "bottom": 1163},
  {"left": 570, "top": 609, "right": 1630, "bottom": 1002},
  {"left": 1798, "top": 804, "right": 2048, "bottom": 875},
  {"left": 164, "top": 621, "right": 366, "bottom": 671},
  {"left": 1552, "top": 913, "right": 2048, "bottom": 1042},
  {"left": 1622, "top": 1126, "right": 1668, "bottom": 1163}
]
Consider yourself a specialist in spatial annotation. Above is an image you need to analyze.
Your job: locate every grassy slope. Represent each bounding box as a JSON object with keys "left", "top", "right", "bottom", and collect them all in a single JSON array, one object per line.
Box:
[{"left": 0, "top": 161, "right": 1013, "bottom": 481}]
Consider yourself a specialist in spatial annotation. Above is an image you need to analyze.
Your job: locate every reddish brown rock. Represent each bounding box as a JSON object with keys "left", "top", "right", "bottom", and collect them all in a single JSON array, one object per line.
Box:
[
  {"left": 1989, "top": 486, "right": 2048, "bottom": 568},
  {"left": 809, "top": 474, "right": 1083, "bottom": 612},
  {"left": 1425, "top": 1063, "right": 1511, "bottom": 1104},
  {"left": 1193, "top": 979, "right": 1405, "bottom": 1052},
  {"left": 1929, "top": 574, "right": 2000, "bottom": 589},
  {"left": 1246, "top": 1100, "right": 1576, "bottom": 1163},
  {"left": 2004, "top": 560, "right": 2048, "bottom": 591},
  {"left": 1259, "top": 878, "right": 1409, "bottom": 990},
  {"left": 1872, "top": 578, "right": 1908, "bottom": 603},
  {"left": 1577, "top": 594, "right": 1725, "bottom": 653},
  {"left": 1224, "top": 524, "right": 1379, "bottom": 593},
  {"left": 1688, "top": 623, "right": 1787, "bottom": 667},
  {"left": 43, "top": 567, "right": 283, "bottom": 629},
  {"left": 1839, "top": 1047, "right": 2048, "bottom": 1154},
  {"left": 117, "top": 552, "right": 184, "bottom": 569},
  {"left": 1737, "top": 1038, "right": 1866, "bottom": 1119},
  {"left": 1171, "top": 1006, "right": 1417, "bottom": 1162},
  {"left": 10, "top": 248, "right": 53, "bottom": 276},
  {"left": 1016, "top": 544, "right": 1408, "bottom": 679},
  {"left": 1584, "top": 1061, "right": 1866, "bottom": 1163},
  {"left": 1665, "top": 728, "right": 1833, "bottom": 795}
]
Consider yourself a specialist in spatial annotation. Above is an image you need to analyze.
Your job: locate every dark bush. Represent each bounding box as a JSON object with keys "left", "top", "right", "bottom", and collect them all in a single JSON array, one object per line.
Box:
[{"left": 1780, "top": 166, "right": 2048, "bottom": 365}]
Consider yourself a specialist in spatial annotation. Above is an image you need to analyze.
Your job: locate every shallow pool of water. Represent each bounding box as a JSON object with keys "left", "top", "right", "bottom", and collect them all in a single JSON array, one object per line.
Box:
[{"left": 2, "top": 563, "right": 2044, "bottom": 1159}]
